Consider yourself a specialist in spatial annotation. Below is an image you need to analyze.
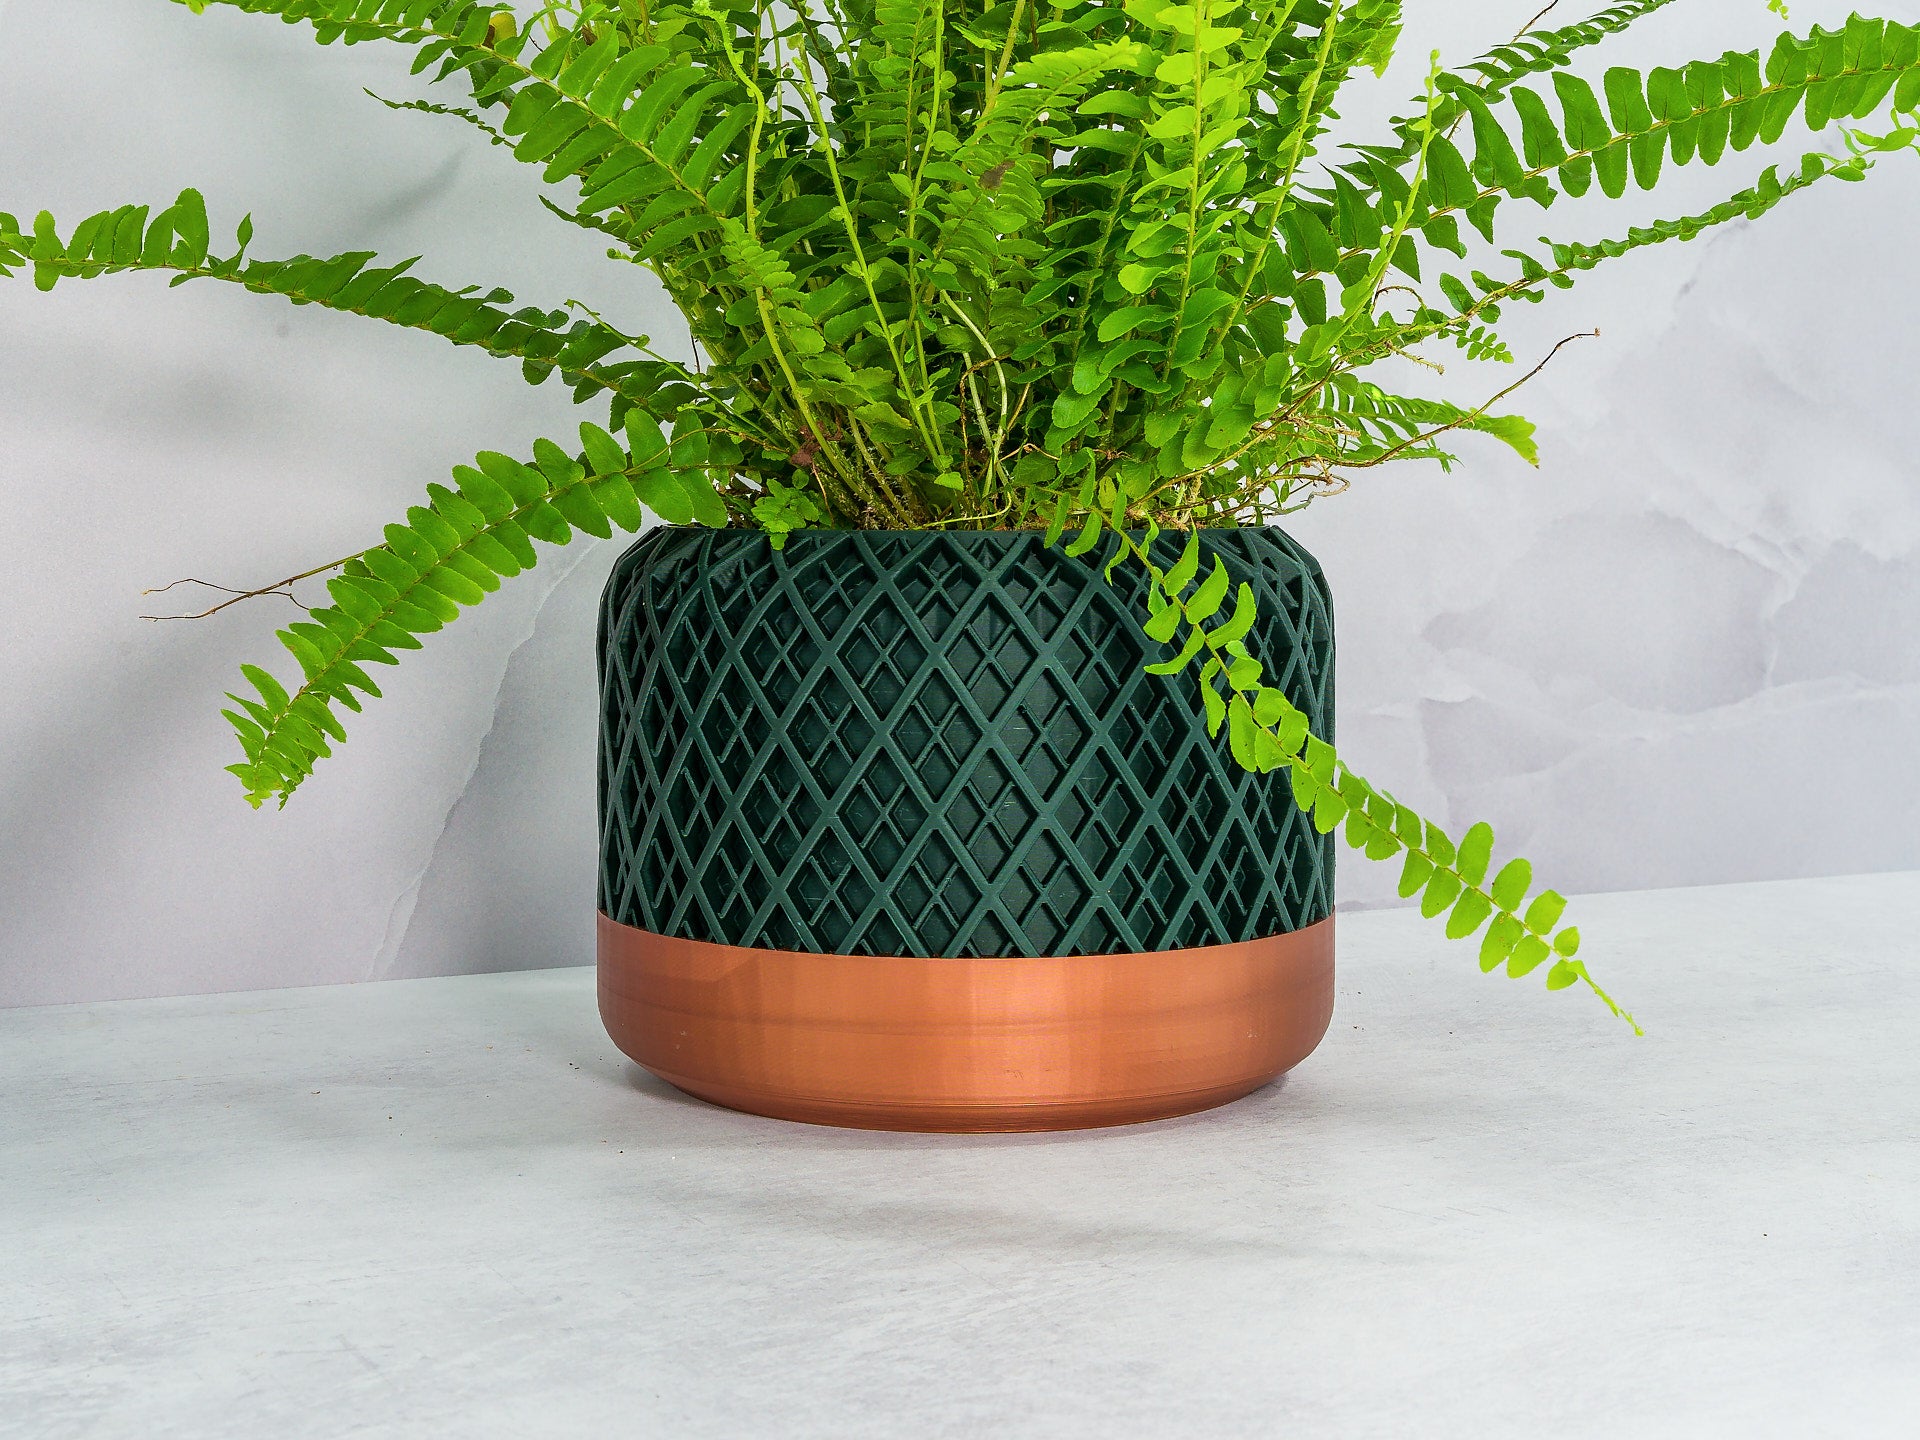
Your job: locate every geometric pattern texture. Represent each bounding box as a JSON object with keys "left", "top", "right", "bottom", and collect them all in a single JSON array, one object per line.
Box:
[{"left": 599, "top": 527, "right": 1335, "bottom": 957}]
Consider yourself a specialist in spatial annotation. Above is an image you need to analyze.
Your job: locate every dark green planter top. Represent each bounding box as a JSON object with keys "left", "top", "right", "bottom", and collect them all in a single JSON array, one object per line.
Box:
[{"left": 599, "top": 527, "right": 1334, "bottom": 957}]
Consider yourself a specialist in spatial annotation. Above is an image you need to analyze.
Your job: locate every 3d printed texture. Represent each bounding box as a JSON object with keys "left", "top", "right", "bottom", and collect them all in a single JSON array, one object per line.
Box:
[{"left": 599, "top": 528, "right": 1335, "bottom": 956}]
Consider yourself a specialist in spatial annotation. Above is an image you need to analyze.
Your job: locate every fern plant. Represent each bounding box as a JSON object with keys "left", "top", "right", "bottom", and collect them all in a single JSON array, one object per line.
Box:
[{"left": 7, "top": 0, "right": 1918, "bottom": 1030}]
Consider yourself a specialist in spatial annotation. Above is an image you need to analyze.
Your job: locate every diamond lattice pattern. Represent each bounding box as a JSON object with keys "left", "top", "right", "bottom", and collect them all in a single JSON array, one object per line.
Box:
[{"left": 599, "top": 528, "right": 1335, "bottom": 956}]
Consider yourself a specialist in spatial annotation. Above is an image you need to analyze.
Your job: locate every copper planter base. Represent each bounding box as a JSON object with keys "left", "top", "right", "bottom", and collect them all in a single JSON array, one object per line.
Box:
[{"left": 597, "top": 913, "right": 1335, "bottom": 1133}]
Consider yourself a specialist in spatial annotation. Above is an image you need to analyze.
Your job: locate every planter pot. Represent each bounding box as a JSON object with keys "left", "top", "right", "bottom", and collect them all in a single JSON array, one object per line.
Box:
[{"left": 596, "top": 527, "right": 1336, "bottom": 1131}]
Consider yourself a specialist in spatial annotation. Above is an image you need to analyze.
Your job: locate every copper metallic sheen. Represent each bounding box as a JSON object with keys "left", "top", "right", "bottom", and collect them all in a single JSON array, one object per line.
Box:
[{"left": 597, "top": 912, "right": 1335, "bottom": 1132}]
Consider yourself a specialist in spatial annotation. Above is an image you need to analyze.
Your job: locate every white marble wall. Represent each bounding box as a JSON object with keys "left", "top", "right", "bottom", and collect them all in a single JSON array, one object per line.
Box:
[{"left": 3, "top": 0, "right": 1916, "bottom": 1005}]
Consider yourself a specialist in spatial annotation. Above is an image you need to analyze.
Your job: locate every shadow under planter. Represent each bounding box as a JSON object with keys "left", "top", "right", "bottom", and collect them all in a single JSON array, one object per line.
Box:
[{"left": 596, "top": 527, "right": 1336, "bottom": 1131}]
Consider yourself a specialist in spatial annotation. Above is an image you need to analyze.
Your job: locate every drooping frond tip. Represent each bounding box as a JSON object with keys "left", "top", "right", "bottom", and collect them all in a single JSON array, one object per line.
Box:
[{"left": 225, "top": 419, "right": 726, "bottom": 807}]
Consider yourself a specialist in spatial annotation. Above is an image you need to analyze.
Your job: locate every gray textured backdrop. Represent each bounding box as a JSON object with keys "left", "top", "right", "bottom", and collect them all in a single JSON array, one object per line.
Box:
[{"left": 4, "top": 0, "right": 1917, "bottom": 1006}]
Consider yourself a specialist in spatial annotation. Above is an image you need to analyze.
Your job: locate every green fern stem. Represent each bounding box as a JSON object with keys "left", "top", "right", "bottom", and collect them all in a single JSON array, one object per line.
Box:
[
  {"left": 1216, "top": 0, "right": 1348, "bottom": 350},
  {"left": 779, "top": 40, "right": 954, "bottom": 481}
]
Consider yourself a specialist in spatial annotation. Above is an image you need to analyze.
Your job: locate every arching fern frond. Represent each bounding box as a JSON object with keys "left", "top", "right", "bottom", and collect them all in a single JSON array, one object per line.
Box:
[
  {"left": 1112, "top": 526, "right": 1637, "bottom": 1031},
  {"left": 1402, "top": 118, "right": 1920, "bottom": 359},
  {"left": 1394, "top": 13, "right": 1920, "bottom": 266},
  {"left": 2, "top": 190, "right": 691, "bottom": 409},
  {"left": 226, "top": 417, "right": 731, "bottom": 807},
  {"left": 1320, "top": 378, "right": 1539, "bottom": 469},
  {"left": 1515, "top": 18, "right": 1911, "bottom": 198},
  {"left": 1540, "top": 123, "right": 1920, "bottom": 269}
]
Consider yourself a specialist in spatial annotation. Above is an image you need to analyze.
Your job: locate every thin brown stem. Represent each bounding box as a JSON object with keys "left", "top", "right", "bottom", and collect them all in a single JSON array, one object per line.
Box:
[
  {"left": 141, "top": 553, "right": 357, "bottom": 621},
  {"left": 1515, "top": 3, "right": 1561, "bottom": 41}
]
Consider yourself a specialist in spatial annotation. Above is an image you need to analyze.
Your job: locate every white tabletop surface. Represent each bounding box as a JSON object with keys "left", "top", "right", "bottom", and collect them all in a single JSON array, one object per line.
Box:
[{"left": 4, "top": 871, "right": 1917, "bottom": 1439}]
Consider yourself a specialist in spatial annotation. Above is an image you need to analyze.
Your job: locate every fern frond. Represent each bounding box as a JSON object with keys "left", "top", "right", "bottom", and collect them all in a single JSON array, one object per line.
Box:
[
  {"left": 1110, "top": 526, "right": 1636, "bottom": 1030},
  {"left": 1322, "top": 379, "right": 1538, "bottom": 468},
  {"left": 1407, "top": 122, "right": 1920, "bottom": 355},
  {"left": 1537, "top": 124, "right": 1919, "bottom": 278},
  {"left": 2, "top": 190, "right": 681, "bottom": 406},
  {"left": 362, "top": 88, "right": 509, "bottom": 147},
  {"left": 1416, "top": 14, "right": 1920, "bottom": 246},
  {"left": 226, "top": 418, "right": 730, "bottom": 807}
]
